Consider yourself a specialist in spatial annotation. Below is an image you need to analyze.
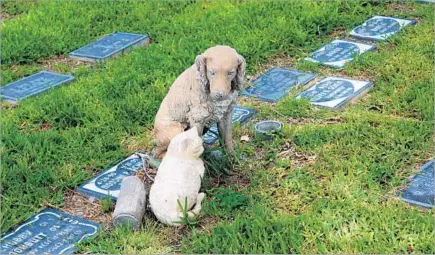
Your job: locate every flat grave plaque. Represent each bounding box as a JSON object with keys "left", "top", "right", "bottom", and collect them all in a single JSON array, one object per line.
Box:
[
  {"left": 77, "top": 153, "right": 144, "bottom": 200},
  {"left": 350, "top": 16, "right": 416, "bottom": 41},
  {"left": 296, "top": 77, "right": 373, "bottom": 110},
  {"left": 400, "top": 160, "right": 434, "bottom": 208},
  {"left": 203, "top": 105, "right": 256, "bottom": 145},
  {"left": 241, "top": 67, "right": 317, "bottom": 102},
  {"left": 304, "top": 40, "right": 375, "bottom": 68},
  {"left": 0, "top": 71, "right": 75, "bottom": 103},
  {"left": 0, "top": 208, "right": 99, "bottom": 254},
  {"left": 70, "top": 32, "right": 150, "bottom": 62}
]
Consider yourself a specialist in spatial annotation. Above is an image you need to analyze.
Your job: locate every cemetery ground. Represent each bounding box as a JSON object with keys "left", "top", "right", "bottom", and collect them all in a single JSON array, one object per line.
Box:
[{"left": 1, "top": 1, "right": 434, "bottom": 254}]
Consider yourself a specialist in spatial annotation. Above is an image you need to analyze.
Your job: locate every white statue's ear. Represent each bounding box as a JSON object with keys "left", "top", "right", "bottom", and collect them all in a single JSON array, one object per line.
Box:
[{"left": 179, "top": 138, "right": 190, "bottom": 152}]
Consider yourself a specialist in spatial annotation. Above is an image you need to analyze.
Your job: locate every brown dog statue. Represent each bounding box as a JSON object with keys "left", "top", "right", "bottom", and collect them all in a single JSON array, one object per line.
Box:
[{"left": 153, "top": 45, "right": 246, "bottom": 159}]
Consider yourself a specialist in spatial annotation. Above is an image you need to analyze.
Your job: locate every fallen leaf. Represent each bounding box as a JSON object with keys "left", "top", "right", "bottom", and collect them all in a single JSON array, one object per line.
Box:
[{"left": 240, "top": 135, "right": 250, "bottom": 142}]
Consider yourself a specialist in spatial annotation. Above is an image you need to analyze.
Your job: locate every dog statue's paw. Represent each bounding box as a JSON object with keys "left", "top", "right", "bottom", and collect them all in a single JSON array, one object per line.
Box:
[
  {"left": 151, "top": 147, "right": 165, "bottom": 160},
  {"left": 143, "top": 149, "right": 162, "bottom": 168}
]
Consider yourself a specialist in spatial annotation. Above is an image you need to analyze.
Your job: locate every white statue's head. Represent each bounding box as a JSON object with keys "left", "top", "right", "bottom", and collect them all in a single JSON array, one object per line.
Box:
[{"left": 167, "top": 127, "right": 204, "bottom": 158}]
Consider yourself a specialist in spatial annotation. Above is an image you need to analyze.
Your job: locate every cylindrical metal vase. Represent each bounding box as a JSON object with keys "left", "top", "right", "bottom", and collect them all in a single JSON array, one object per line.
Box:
[
  {"left": 254, "top": 120, "right": 283, "bottom": 141},
  {"left": 112, "top": 176, "right": 146, "bottom": 230}
]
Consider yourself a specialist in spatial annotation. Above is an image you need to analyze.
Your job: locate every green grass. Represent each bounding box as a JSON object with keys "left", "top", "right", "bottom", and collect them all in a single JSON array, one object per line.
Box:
[{"left": 1, "top": 0, "right": 433, "bottom": 254}]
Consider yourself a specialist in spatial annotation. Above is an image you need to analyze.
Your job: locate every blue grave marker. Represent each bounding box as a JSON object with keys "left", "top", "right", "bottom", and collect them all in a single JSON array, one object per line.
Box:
[
  {"left": 77, "top": 153, "right": 144, "bottom": 200},
  {"left": 296, "top": 77, "right": 373, "bottom": 110},
  {"left": 0, "top": 208, "right": 99, "bottom": 254},
  {"left": 350, "top": 16, "right": 416, "bottom": 41},
  {"left": 203, "top": 105, "right": 256, "bottom": 145},
  {"left": 304, "top": 40, "right": 375, "bottom": 68},
  {"left": 0, "top": 71, "right": 75, "bottom": 103},
  {"left": 400, "top": 160, "right": 434, "bottom": 208},
  {"left": 241, "top": 67, "right": 316, "bottom": 102},
  {"left": 70, "top": 32, "right": 150, "bottom": 62}
]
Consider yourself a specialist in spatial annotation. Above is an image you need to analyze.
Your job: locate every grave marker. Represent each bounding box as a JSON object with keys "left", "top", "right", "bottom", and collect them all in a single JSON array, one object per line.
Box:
[
  {"left": 70, "top": 32, "right": 150, "bottom": 62},
  {"left": 304, "top": 40, "right": 375, "bottom": 68},
  {"left": 0, "top": 71, "right": 75, "bottom": 103},
  {"left": 296, "top": 77, "right": 373, "bottom": 110},
  {"left": 241, "top": 67, "right": 316, "bottom": 102},
  {"left": 203, "top": 105, "right": 256, "bottom": 145},
  {"left": 400, "top": 160, "right": 434, "bottom": 208},
  {"left": 350, "top": 16, "right": 416, "bottom": 41},
  {"left": 77, "top": 153, "right": 144, "bottom": 200},
  {"left": 0, "top": 208, "right": 99, "bottom": 254}
]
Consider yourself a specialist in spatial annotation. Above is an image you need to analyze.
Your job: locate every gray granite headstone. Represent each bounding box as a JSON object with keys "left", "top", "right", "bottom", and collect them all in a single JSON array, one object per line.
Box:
[
  {"left": 350, "top": 16, "right": 416, "bottom": 41},
  {"left": 203, "top": 105, "right": 256, "bottom": 145},
  {"left": 0, "top": 71, "right": 75, "bottom": 103},
  {"left": 296, "top": 77, "right": 373, "bottom": 110},
  {"left": 241, "top": 67, "right": 316, "bottom": 102},
  {"left": 77, "top": 153, "right": 143, "bottom": 200},
  {"left": 305, "top": 40, "right": 375, "bottom": 68},
  {"left": 70, "top": 32, "right": 150, "bottom": 62},
  {"left": 400, "top": 160, "right": 434, "bottom": 208},
  {"left": 0, "top": 208, "right": 99, "bottom": 254}
]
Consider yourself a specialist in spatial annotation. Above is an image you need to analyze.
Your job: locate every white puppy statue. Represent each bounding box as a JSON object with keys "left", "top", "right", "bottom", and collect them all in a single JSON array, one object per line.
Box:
[{"left": 149, "top": 126, "right": 206, "bottom": 226}]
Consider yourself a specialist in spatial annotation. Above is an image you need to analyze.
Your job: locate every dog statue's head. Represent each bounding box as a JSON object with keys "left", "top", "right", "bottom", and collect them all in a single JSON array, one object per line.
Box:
[
  {"left": 195, "top": 45, "right": 246, "bottom": 101},
  {"left": 166, "top": 126, "right": 204, "bottom": 159}
]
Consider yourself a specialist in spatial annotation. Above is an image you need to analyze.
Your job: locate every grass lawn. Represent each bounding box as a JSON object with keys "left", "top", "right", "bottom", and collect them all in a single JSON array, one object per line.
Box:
[{"left": 1, "top": 0, "right": 434, "bottom": 254}]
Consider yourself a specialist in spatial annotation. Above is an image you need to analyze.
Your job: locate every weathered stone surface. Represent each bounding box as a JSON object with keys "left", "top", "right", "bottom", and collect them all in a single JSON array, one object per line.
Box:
[
  {"left": 70, "top": 32, "right": 150, "bottom": 62},
  {"left": 400, "top": 160, "right": 434, "bottom": 208},
  {"left": 0, "top": 208, "right": 99, "bottom": 254},
  {"left": 0, "top": 71, "right": 74, "bottom": 103},
  {"left": 350, "top": 16, "right": 416, "bottom": 41},
  {"left": 241, "top": 67, "right": 316, "bottom": 102}
]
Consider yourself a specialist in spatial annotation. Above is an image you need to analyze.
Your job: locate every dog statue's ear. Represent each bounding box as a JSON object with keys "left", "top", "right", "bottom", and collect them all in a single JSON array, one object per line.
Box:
[
  {"left": 232, "top": 53, "right": 246, "bottom": 91},
  {"left": 195, "top": 55, "right": 209, "bottom": 93}
]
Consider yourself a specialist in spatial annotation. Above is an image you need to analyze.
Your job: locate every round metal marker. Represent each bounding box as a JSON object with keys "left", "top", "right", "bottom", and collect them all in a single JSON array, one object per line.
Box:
[{"left": 254, "top": 120, "right": 283, "bottom": 141}]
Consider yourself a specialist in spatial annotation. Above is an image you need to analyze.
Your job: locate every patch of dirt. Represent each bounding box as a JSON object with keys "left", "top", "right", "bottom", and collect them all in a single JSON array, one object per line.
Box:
[
  {"left": 0, "top": 11, "right": 12, "bottom": 21},
  {"left": 237, "top": 95, "right": 274, "bottom": 107},
  {"left": 163, "top": 226, "right": 188, "bottom": 251},
  {"left": 196, "top": 214, "right": 220, "bottom": 234},
  {"left": 40, "top": 122, "right": 52, "bottom": 131},
  {"left": 40, "top": 55, "right": 92, "bottom": 72},
  {"left": 134, "top": 165, "right": 157, "bottom": 193},
  {"left": 328, "top": 27, "right": 347, "bottom": 39},
  {"left": 286, "top": 116, "right": 345, "bottom": 125},
  {"left": 248, "top": 139, "right": 317, "bottom": 170},
  {"left": 0, "top": 101, "right": 19, "bottom": 110},
  {"left": 277, "top": 141, "right": 317, "bottom": 168},
  {"left": 385, "top": 2, "right": 417, "bottom": 14},
  {"left": 60, "top": 190, "right": 112, "bottom": 230},
  {"left": 204, "top": 170, "right": 251, "bottom": 192},
  {"left": 157, "top": 213, "right": 220, "bottom": 252},
  {"left": 156, "top": 213, "right": 220, "bottom": 253}
]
